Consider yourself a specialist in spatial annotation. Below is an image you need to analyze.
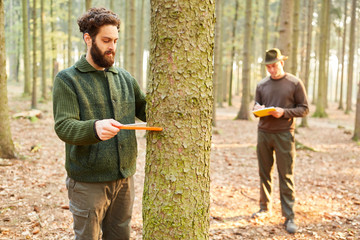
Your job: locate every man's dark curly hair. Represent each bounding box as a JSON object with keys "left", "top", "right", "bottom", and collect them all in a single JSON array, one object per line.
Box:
[{"left": 77, "top": 7, "right": 120, "bottom": 39}]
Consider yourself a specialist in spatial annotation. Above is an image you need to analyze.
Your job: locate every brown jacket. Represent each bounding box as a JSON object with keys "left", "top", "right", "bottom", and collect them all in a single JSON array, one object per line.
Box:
[{"left": 254, "top": 73, "right": 309, "bottom": 133}]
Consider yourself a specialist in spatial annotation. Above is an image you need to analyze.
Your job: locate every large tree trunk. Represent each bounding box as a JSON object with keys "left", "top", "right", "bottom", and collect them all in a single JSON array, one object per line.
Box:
[
  {"left": 22, "top": 0, "right": 31, "bottom": 95},
  {"left": 277, "top": 0, "right": 294, "bottom": 72},
  {"left": 143, "top": 1, "right": 214, "bottom": 239},
  {"left": 314, "top": 0, "right": 330, "bottom": 118},
  {"left": 236, "top": 0, "right": 252, "bottom": 120},
  {"left": 31, "top": 0, "right": 38, "bottom": 109},
  {"left": 345, "top": 0, "right": 356, "bottom": 114},
  {"left": 0, "top": 0, "right": 15, "bottom": 158}
]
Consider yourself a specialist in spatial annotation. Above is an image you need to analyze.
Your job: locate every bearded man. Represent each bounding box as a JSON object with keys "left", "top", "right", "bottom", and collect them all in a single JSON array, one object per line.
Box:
[{"left": 53, "top": 7, "right": 146, "bottom": 240}]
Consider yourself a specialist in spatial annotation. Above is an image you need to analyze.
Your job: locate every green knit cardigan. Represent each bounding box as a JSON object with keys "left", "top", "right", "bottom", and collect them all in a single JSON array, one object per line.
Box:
[{"left": 53, "top": 55, "right": 146, "bottom": 182}]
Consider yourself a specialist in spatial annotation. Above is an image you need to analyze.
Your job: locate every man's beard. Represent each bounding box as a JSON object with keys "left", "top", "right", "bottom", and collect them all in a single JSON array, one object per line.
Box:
[{"left": 90, "top": 40, "right": 115, "bottom": 69}]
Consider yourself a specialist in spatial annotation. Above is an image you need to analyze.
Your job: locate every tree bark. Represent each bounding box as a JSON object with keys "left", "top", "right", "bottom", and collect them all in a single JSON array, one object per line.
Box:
[{"left": 143, "top": 0, "right": 214, "bottom": 238}]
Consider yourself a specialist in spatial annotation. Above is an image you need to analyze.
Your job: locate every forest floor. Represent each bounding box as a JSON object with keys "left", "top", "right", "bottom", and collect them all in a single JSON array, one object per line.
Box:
[{"left": 1, "top": 83, "right": 360, "bottom": 240}]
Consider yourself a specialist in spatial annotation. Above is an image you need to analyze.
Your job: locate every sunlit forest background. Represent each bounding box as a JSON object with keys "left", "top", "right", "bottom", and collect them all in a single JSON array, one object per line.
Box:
[
  {"left": 3, "top": 0, "right": 360, "bottom": 113},
  {"left": 1, "top": 0, "right": 360, "bottom": 239}
]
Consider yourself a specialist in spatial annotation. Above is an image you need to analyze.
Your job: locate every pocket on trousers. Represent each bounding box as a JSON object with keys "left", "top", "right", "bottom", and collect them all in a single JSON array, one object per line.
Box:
[
  {"left": 69, "top": 201, "right": 90, "bottom": 218},
  {"left": 66, "top": 177, "right": 79, "bottom": 200}
]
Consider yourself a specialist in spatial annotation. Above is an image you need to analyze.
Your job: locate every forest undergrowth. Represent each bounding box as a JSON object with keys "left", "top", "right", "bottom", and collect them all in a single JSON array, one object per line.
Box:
[{"left": 1, "top": 84, "right": 359, "bottom": 239}]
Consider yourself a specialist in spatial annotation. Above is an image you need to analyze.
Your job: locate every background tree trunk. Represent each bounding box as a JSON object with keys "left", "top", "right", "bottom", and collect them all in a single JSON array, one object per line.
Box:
[
  {"left": 236, "top": 0, "right": 252, "bottom": 120},
  {"left": 277, "top": 0, "right": 294, "bottom": 72},
  {"left": 338, "top": 0, "right": 348, "bottom": 110},
  {"left": 8, "top": 0, "right": 20, "bottom": 83},
  {"left": 0, "top": 0, "right": 15, "bottom": 159},
  {"left": 123, "top": 0, "right": 129, "bottom": 69},
  {"left": 353, "top": 82, "right": 360, "bottom": 141},
  {"left": 22, "top": 0, "right": 31, "bottom": 95},
  {"left": 291, "top": 0, "right": 300, "bottom": 75},
  {"left": 136, "top": 0, "right": 145, "bottom": 89},
  {"left": 228, "top": 0, "right": 239, "bottom": 107},
  {"left": 40, "top": 0, "right": 46, "bottom": 100},
  {"left": 50, "top": 0, "right": 58, "bottom": 85},
  {"left": 314, "top": 0, "right": 330, "bottom": 118},
  {"left": 217, "top": 0, "right": 224, "bottom": 108},
  {"left": 85, "top": 0, "right": 92, "bottom": 10},
  {"left": 345, "top": 0, "right": 356, "bottom": 114},
  {"left": 128, "top": 0, "right": 136, "bottom": 75},
  {"left": 261, "top": 0, "right": 269, "bottom": 78},
  {"left": 212, "top": 0, "right": 222, "bottom": 126},
  {"left": 110, "top": 0, "right": 114, "bottom": 10},
  {"left": 300, "top": 0, "right": 314, "bottom": 127},
  {"left": 67, "top": 0, "right": 72, "bottom": 68},
  {"left": 324, "top": 0, "right": 331, "bottom": 107},
  {"left": 143, "top": 1, "right": 215, "bottom": 239},
  {"left": 31, "top": 0, "right": 38, "bottom": 109}
]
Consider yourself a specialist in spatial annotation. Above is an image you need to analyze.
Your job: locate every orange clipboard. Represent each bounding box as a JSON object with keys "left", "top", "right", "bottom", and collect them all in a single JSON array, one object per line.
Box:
[
  {"left": 115, "top": 122, "right": 163, "bottom": 131},
  {"left": 252, "top": 107, "right": 276, "bottom": 117}
]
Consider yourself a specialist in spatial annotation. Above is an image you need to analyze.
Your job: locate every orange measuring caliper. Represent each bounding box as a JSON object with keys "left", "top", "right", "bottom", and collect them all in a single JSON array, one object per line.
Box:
[{"left": 114, "top": 122, "right": 163, "bottom": 131}]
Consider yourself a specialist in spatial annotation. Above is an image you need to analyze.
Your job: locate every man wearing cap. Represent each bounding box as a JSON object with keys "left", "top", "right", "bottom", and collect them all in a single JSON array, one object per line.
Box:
[{"left": 251, "top": 48, "right": 309, "bottom": 234}]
